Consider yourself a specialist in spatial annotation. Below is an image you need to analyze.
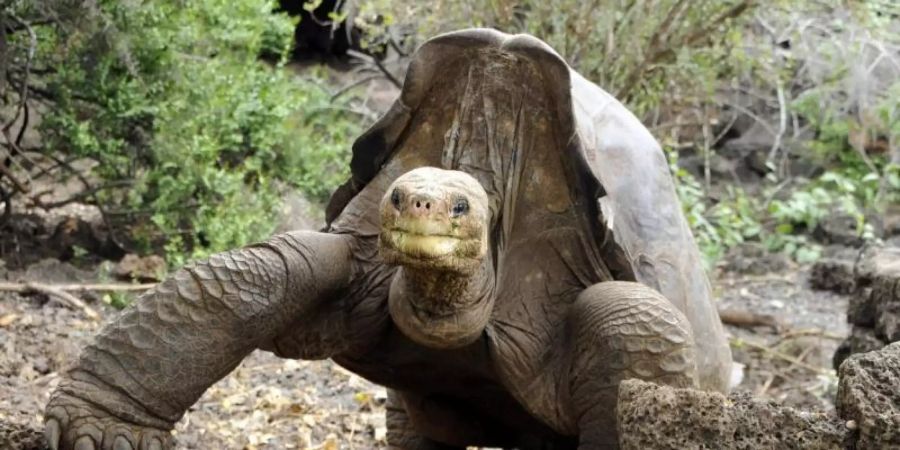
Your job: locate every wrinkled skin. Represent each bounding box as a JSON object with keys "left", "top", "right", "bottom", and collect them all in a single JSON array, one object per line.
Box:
[{"left": 45, "top": 29, "right": 730, "bottom": 450}]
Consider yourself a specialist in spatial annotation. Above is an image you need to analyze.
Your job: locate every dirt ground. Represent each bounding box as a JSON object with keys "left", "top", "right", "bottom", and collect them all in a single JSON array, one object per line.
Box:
[{"left": 0, "top": 242, "right": 851, "bottom": 449}]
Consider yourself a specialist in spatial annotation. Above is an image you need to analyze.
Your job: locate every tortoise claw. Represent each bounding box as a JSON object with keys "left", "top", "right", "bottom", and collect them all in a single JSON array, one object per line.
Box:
[
  {"left": 113, "top": 435, "right": 134, "bottom": 450},
  {"left": 74, "top": 436, "right": 96, "bottom": 450},
  {"left": 45, "top": 392, "right": 173, "bottom": 450},
  {"left": 145, "top": 438, "right": 163, "bottom": 450},
  {"left": 45, "top": 418, "right": 61, "bottom": 450}
]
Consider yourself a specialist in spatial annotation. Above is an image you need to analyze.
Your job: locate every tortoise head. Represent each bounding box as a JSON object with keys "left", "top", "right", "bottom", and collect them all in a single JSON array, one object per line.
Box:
[
  {"left": 379, "top": 167, "right": 494, "bottom": 348},
  {"left": 379, "top": 167, "right": 489, "bottom": 274}
]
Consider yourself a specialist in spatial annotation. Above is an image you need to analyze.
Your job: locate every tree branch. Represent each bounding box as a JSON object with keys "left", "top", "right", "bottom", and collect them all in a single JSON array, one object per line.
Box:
[
  {"left": 11, "top": 282, "right": 102, "bottom": 321},
  {"left": 347, "top": 49, "right": 402, "bottom": 88},
  {"left": 616, "top": 0, "right": 688, "bottom": 100},
  {"left": 1, "top": 13, "right": 37, "bottom": 142},
  {"left": 30, "top": 180, "right": 133, "bottom": 209}
]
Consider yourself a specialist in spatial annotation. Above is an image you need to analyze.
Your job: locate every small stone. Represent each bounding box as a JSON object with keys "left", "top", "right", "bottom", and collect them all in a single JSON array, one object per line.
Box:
[
  {"left": 0, "top": 313, "right": 19, "bottom": 327},
  {"left": 31, "top": 356, "right": 50, "bottom": 375}
]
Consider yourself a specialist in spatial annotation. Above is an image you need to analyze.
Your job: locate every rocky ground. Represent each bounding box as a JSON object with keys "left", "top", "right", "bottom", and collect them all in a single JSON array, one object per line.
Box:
[
  {"left": 0, "top": 241, "right": 856, "bottom": 449},
  {"left": 0, "top": 158, "right": 884, "bottom": 449},
  {"left": 716, "top": 246, "right": 849, "bottom": 412},
  {"left": 0, "top": 284, "right": 388, "bottom": 449}
]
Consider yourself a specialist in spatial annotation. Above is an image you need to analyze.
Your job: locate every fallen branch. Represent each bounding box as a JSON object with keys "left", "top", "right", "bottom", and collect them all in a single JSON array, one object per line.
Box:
[
  {"left": 2, "top": 281, "right": 159, "bottom": 320},
  {"left": 16, "top": 282, "right": 101, "bottom": 321},
  {"left": 732, "top": 337, "right": 830, "bottom": 375},
  {"left": 718, "top": 307, "right": 782, "bottom": 330},
  {"left": 0, "top": 281, "right": 157, "bottom": 292},
  {"left": 774, "top": 327, "right": 846, "bottom": 344}
]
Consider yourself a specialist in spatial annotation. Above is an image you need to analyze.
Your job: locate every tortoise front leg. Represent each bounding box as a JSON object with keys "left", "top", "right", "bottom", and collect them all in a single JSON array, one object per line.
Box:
[
  {"left": 44, "top": 230, "right": 355, "bottom": 450},
  {"left": 385, "top": 390, "right": 466, "bottom": 450},
  {"left": 567, "top": 281, "right": 698, "bottom": 449}
]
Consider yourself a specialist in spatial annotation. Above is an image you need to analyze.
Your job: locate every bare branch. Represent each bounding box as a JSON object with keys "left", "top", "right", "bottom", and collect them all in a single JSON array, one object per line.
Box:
[
  {"left": 733, "top": 337, "right": 830, "bottom": 375},
  {"left": 0, "top": 12, "right": 8, "bottom": 95},
  {"left": 30, "top": 180, "right": 133, "bottom": 209},
  {"left": 617, "top": 0, "right": 688, "bottom": 99},
  {"left": 40, "top": 152, "right": 128, "bottom": 253},
  {"left": 347, "top": 49, "right": 402, "bottom": 88},
  {"left": 9, "top": 282, "right": 102, "bottom": 321},
  {"left": 766, "top": 81, "right": 787, "bottom": 175},
  {"left": 3, "top": 17, "right": 54, "bottom": 34},
  {"left": 0, "top": 154, "right": 29, "bottom": 194},
  {"left": 1, "top": 13, "right": 37, "bottom": 143},
  {"left": 331, "top": 74, "right": 381, "bottom": 100},
  {"left": 0, "top": 281, "right": 156, "bottom": 293},
  {"left": 683, "top": 0, "right": 756, "bottom": 49}
]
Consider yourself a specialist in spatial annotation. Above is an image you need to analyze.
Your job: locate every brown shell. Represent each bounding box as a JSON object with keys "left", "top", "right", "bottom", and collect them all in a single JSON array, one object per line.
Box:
[{"left": 325, "top": 29, "right": 731, "bottom": 391}]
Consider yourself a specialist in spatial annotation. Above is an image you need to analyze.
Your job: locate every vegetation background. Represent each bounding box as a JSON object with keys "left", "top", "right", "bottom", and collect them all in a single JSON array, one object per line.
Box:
[
  {"left": 0, "top": 1, "right": 898, "bottom": 447},
  {"left": 1, "top": 0, "right": 898, "bottom": 274}
]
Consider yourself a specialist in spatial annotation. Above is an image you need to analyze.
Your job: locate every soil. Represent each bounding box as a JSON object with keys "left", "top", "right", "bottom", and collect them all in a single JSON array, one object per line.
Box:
[
  {"left": 0, "top": 284, "right": 388, "bottom": 449},
  {"left": 0, "top": 240, "right": 852, "bottom": 449},
  {"left": 716, "top": 254, "right": 848, "bottom": 412}
]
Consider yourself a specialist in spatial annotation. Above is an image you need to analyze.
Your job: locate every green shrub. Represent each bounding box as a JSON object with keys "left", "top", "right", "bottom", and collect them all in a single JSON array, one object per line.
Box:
[
  {"left": 357, "top": 0, "right": 900, "bottom": 268},
  {"left": 7, "top": 0, "right": 896, "bottom": 271},
  {"left": 6, "top": 0, "right": 361, "bottom": 264},
  {"left": 359, "top": 0, "right": 753, "bottom": 116}
]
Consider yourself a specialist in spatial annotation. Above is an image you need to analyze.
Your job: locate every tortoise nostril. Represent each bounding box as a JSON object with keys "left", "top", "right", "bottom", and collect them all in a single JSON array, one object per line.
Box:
[
  {"left": 425, "top": 202, "right": 431, "bottom": 210},
  {"left": 415, "top": 201, "right": 421, "bottom": 208}
]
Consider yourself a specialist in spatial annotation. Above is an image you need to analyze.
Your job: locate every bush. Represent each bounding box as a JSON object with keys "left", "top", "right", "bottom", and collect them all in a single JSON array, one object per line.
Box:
[
  {"left": 5, "top": 0, "right": 897, "bottom": 270},
  {"left": 358, "top": 0, "right": 753, "bottom": 117},
  {"left": 3, "top": 0, "right": 362, "bottom": 264},
  {"left": 355, "top": 0, "right": 899, "bottom": 267}
]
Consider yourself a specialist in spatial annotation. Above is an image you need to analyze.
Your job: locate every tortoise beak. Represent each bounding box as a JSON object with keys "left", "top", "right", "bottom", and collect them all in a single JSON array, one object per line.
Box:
[{"left": 382, "top": 229, "right": 462, "bottom": 260}]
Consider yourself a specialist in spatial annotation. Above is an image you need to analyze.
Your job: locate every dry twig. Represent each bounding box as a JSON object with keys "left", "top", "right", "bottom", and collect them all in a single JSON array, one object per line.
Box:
[
  {"left": 774, "top": 327, "right": 845, "bottom": 345},
  {"left": 733, "top": 337, "right": 830, "bottom": 375},
  {"left": 1, "top": 281, "right": 159, "bottom": 320},
  {"left": 0, "top": 281, "right": 156, "bottom": 293},
  {"left": 346, "top": 49, "right": 402, "bottom": 88},
  {"left": 719, "top": 307, "right": 782, "bottom": 330},
  {"left": 13, "top": 281, "right": 101, "bottom": 321}
]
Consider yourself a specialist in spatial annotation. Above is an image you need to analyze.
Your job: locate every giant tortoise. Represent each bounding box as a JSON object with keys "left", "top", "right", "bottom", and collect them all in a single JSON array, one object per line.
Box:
[{"left": 44, "top": 28, "right": 732, "bottom": 449}]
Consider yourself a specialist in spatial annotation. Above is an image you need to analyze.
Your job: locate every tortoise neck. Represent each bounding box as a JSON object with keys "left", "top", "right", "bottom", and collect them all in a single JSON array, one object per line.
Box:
[
  {"left": 401, "top": 262, "right": 492, "bottom": 311},
  {"left": 388, "top": 258, "right": 495, "bottom": 349}
]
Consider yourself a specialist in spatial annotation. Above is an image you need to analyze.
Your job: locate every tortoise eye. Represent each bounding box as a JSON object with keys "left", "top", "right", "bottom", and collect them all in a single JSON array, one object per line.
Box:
[
  {"left": 451, "top": 198, "right": 469, "bottom": 217},
  {"left": 390, "top": 189, "right": 402, "bottom": 209}
]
